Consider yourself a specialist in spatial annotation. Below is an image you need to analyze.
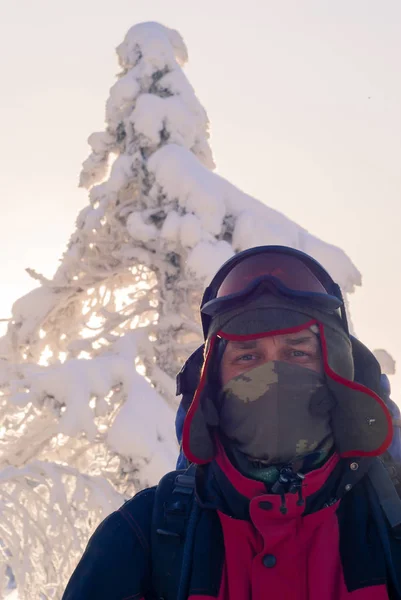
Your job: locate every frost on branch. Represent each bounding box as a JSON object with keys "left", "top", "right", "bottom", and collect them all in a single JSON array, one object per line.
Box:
[
  {"left": 0, "top": 462, "right": 121, "bottom": 598},
  {"left": 0, "top": 21, "right": 362, "bottom": 598}
]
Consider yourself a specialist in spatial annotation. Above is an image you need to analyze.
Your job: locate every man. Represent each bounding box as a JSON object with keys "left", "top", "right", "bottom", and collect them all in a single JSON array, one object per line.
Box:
[{"left": 63, "top": 245, "right": 401, "bottom": 600}]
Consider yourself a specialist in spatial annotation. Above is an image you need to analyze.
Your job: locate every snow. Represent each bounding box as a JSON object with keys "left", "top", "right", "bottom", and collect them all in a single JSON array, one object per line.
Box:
[
  {"left": 0, "top": 461, "right": 122, "bottom": 599},
  {"left": 9, "top": 287, "right": 60, "bottom": 344},
  {"left": 374, "top": 349, "right": 396, "bottom": 375},
  {"left": 130, "top": 94, "right": 202, "bottom": 149},
  {"left": 108, "top": 372, "right": 177, "bottom": 485},
  {"left": 127, "top": 211, "right": 159, "bottom": 242},
  {"left": 9, "top": 332, "right": 177, "bottom": 474},
  {"left": 149, "top": 143, "right": 361, "bottom": 294},
  {"left": 179, "top": 213, "right": 203, "bottom": 248},
  {"left": 104, "top": 155, "right": 133, "bottom": 193},
  {"left": 109, "top": 70, "right": 141, "bottom": 111},
  {"left": 300, "top": 233, "right": 362, "bottom": 294},
  {"left": 160, "top": 211, "right": 205, "bottom": 248},
  {"left": 79, "top": 132, "right": 116, "bottom": 189},
  {"left": 117, "top": 22, "right": 188, "bottom": 71},
  {"left": 160, "top": 210, "right": 181, "bottom": 242},
  {"left": 77, "top": 204, "right": 106, "bottom": 231},
  {"left": 233, "top": 210, "right": 300, "bottom": 251},
  {"left": 186, "top": 240, "right": 234, "bottom": 281},
  {"left": 87, "top": 131, "right": 115, "bottom": 155},
  {"left": 0, "top": 19, "right": 384, "bottom": 599},
  {"left": 149, "top": 144, "right": 226, "bottom": 235}
]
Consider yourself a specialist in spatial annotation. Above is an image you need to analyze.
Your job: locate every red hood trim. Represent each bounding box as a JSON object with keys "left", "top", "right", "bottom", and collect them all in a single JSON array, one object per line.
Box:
[
  {"left": 318, "top": 323, "right": 393, "bottom": 457},
  {"left": 182, "top": 336, "right": 217, "bottom": 464},
  {"left": 182, "top": 320, "right": 392, "bottom": 464},
  {"left": 215, "top": 436, "right": 340, "bottom": 500},
  {"left": 217, "top": 322, "right": 392, "bottom": 458},
  {"left": 217, "top": 319, "right": 318, "bottom": 341},
  {"left": 182, "top": 321, "right": 319, "bottom": 465}
]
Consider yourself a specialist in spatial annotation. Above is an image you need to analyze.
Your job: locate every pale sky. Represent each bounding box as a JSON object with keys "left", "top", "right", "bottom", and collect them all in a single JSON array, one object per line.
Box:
[{"left": 0, "top": 1, "right": 400, "bottom": 400}]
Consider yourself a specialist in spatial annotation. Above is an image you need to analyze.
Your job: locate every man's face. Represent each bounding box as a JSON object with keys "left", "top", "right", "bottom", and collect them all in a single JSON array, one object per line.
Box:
[{"left": 221, "top": 329, "right": 323, "bottom": 386}]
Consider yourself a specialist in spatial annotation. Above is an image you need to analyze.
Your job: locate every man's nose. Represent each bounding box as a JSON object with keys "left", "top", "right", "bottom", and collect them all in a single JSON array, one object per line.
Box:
[
  {"left": 265, "top": 351, "right": 280, "bottom": 363},
  {"left": 264, "top": 340, "right": 281, "bottom": 363}
]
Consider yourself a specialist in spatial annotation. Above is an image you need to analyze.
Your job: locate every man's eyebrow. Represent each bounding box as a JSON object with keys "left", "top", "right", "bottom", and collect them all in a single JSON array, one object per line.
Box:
[
  {"left": 284, "top": 335, "right": 316, "bottom": 345},
  {"left": 227, "top": 340, "right": 259, "bottom": 350},
  {"left": 226, "top": 335, "right": 318, "bottom": 350}
]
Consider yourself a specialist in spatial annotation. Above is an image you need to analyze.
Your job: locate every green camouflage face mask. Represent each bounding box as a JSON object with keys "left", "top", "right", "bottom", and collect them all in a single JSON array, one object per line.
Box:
[{"left": 219, "top": 360, "right": 336, "bottom": 467}]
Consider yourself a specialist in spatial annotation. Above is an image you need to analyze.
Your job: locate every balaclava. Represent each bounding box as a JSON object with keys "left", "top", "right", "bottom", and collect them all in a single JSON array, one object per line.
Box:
[
  {"left": 218, "top": 344, "right": 334, "bottom": 481},
  {"left": 182, "top": 294, "right": 392, "bottom": 472}
]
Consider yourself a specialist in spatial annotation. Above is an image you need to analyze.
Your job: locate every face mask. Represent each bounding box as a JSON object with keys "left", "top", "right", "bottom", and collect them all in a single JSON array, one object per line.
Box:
[{"left": 218, "top": 361, "right": 336, "bottom": 466}]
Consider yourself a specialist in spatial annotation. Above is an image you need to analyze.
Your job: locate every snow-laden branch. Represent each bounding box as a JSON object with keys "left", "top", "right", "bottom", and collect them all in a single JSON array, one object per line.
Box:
[{"left": 0, "top": 460, "right": 122, "bottom": 597}]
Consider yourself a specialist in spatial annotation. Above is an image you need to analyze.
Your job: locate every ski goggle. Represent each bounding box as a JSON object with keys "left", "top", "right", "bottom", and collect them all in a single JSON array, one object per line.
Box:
[{"left": 200, "top": 246, "right": 346, "bottom": 337}]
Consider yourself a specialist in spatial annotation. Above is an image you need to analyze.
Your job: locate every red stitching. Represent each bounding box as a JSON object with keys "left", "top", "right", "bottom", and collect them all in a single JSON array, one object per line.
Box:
[
  {"left": 318, "top": 323, "right": 393, "bottom": 457},
  {"left": 183, "top": 321, "right": 317, "bottom": 464},
  {"left": 183, "top": 335, "right": 217, "bottom": 464}
]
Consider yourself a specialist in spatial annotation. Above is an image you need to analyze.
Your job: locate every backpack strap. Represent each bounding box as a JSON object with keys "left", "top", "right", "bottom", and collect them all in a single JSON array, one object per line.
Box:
[
  {"left": 151, "top": 463, "right": 198, "bottom": 600},
  {"left": 177, "top": 489, "right": 201, "bottom": 600},
  {"left": 333, "top": 456, "right": 401, "bottom": 533},
  {"left": 365, "top": 460, "right": 401, "bottom": 598}
]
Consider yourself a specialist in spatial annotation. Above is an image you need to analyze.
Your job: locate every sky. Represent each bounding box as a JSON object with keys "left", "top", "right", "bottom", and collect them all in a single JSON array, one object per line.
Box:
[{"left": 0, "top": 0, "right": 400, "bottom": 399}]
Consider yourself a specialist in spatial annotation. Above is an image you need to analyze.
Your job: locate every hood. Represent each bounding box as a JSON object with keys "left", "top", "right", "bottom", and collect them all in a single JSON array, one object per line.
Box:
[{"left": 181, "top": 296, "right": 392, "bottom": 465}]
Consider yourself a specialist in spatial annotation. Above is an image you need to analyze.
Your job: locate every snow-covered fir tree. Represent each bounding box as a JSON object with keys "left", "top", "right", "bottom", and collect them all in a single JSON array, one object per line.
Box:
[{"left": 0, "top": 22, "right": 362, "bottom": 599}]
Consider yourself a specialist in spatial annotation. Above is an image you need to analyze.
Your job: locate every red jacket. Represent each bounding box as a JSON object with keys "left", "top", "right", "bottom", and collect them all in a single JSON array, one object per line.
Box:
[
  {"left": 206, "top": 447, "right": 388, "bottom": 600},
  {"left": 63, "top": 445, "right": 400, "bottom": 600}
]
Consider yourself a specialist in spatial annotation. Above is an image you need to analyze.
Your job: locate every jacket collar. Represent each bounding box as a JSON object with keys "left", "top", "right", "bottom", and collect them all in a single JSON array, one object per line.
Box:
[
  {"left": 196, "top": 437, "right": 343, "bottom": 520},
  {"left": 215, "top": 436, "right": 340, "bottom": 497}
]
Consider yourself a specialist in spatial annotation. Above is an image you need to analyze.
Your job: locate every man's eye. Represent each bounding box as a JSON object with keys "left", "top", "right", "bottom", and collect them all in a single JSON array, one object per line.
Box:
[
  {"left": 236, "top": 353, "right": 258, "bottom": 363},
  {"left": 292, "top": 350, "right": 307, "bottom": 357},
  {"left": 289, "top": 349, "right": 314, "bottom": 359}
]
